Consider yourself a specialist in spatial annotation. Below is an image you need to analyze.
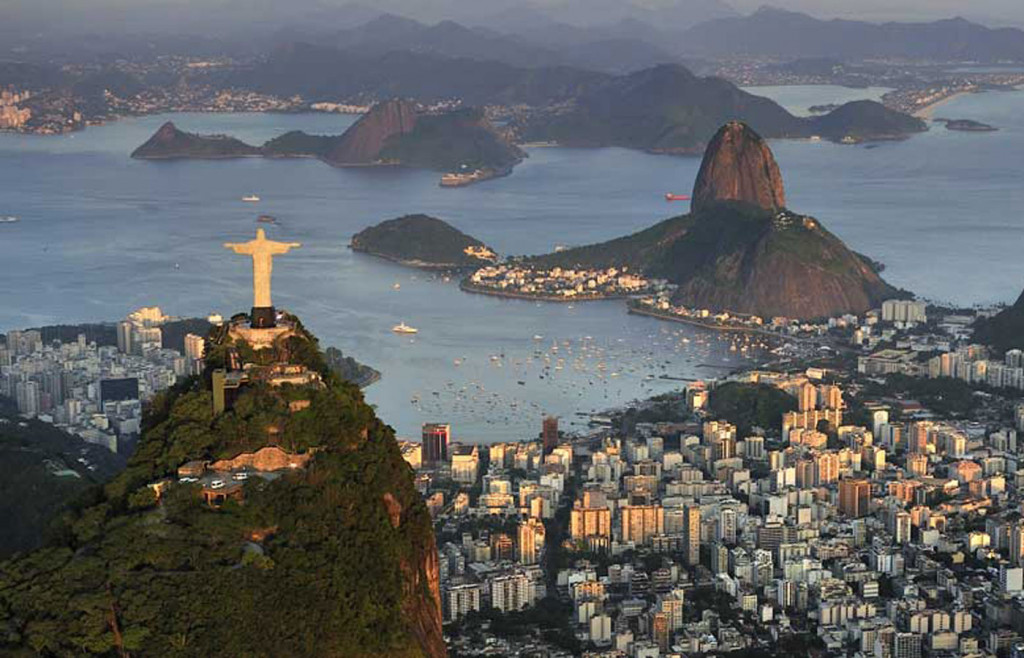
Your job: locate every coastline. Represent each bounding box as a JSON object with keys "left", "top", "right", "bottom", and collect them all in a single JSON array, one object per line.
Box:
[
  {"left": 913, "top": 91, "right": 973, "bottom": 118},
  {"left": 459, "top": 279, "right": 626, "bottom": 303},
  {"left": 349, "top": 246, "right": 484, "bottom": 271},
  {"left": 626, "top": 304, "right": 822, "bottom": 345},
  {"left": 439, "top": 164, "right": 516, "bottom": 188}
]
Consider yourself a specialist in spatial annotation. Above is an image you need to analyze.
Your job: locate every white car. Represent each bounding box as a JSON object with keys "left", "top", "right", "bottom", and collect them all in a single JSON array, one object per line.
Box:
[
  {"left": 210, "top": 479, "right": 225, "bottom": 490},
  {"left": 178, "top": 476, "right": 198, "bottom": 483},
  {"left": 232, "top": 471, "right": 249, "bottom": 481}
]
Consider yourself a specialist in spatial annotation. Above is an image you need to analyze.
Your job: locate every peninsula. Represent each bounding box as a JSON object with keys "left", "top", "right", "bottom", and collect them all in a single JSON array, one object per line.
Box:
[
  {"left": 350, "top": 215, "right": 497, "bottom": 269},
  {"left": 517, "top": 65, "right": 927, "bottom": 153}
]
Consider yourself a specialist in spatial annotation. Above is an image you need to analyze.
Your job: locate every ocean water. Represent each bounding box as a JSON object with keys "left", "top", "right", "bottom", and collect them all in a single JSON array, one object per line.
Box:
[
  {"left": 740, "top": 84, "right": 893, "bottom": 116},
  {"left": 1, "top": 87, "right": 1022, "bottom": 440}
]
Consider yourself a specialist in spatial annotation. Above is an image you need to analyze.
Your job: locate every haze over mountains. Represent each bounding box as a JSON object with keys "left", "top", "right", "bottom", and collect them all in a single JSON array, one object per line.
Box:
[{"left": 4, "top": 1, "right": 1024, "bottom": 66}]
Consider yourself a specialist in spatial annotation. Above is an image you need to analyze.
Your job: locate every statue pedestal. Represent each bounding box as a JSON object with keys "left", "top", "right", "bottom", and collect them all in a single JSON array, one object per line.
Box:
[{"left": 251, "top": 306, "right": 276, "bottom": 329}]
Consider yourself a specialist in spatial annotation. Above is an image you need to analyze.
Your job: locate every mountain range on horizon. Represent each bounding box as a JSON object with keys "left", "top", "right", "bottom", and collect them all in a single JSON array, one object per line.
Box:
[
  {"left": 253, "top": 6, "right": 1024, "bottom": 72},
  {"left": 4, "top": 1, "right": 1024, "bottom": 66}
]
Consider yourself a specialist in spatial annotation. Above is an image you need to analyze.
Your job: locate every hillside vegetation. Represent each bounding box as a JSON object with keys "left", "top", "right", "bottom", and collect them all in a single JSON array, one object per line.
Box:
[
  {"left": 0, "top": 319, "right": 443, "bottom": 657},
  {"left": 351, "top": 214, "right": 495, "bottom": 268}
]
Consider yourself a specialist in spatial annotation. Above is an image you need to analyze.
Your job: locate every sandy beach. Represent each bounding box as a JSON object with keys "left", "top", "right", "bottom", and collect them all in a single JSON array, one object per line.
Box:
[{"left": 913, "top": 90, "right": 973, "bottom": 118}]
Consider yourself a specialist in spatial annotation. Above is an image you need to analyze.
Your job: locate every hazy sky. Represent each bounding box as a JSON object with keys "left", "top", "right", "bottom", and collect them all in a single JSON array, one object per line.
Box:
[
  {"left": 7, "top": 0, "right": 1024, "bottom": 29},
  {"left": 725, "top": 0, "right": 1024, "bottom": 25}
]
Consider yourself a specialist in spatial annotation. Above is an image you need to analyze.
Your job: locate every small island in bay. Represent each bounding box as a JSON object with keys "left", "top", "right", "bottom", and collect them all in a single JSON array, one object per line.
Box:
[
  {"left": 350, "top": 214, "right": 498, "bottom": 269},
  {"left": 133, "top": 100, "right": 525, "bottom": 186},
  {"left": 130, "top": 122, "right": 262, "bottom": 159},
  {"left": 934, "top": 118, "right": 998, "bottom": 132},
  {"left": 808, "top": 103, "right": 841, "bottom": 114}
]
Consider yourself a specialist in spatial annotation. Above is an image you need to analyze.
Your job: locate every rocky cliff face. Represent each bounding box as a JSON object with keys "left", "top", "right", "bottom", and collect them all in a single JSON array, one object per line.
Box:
[
  {"left": 664, "top": 209, "right": 896, "bottom": 319},
  {"left": 529, "top": 120, "right": 897, "bottom": 320},
  {"left": 691, "top": 121, "right": 786, "bottom": 213},
  {"left": 326, "top": 99, "right": 419, "bottom": 165},
  {"left": 401, "top": 505, "right": 447, "bottom": 658},
  {"left": 675, "top": 123, "right": 895, "bottom": 318}
]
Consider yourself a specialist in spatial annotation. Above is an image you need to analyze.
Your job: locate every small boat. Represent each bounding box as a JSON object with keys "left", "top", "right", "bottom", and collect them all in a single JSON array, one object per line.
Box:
[
  {"left": 665, "top": 193, "right": 690, "bottom": 202},
  {"left": 257, "top": 215, "right": 276, "bottom": 224},
  {"left": 242, "top": 195, "right": 261, "bottom": 203},
  {"left": 532, "top": 334, "right": 544, "bottom": 341},
  {"left": 392, "top": 283, "right": 401, "bottom": 290},
  {"left": 392, "top": 322, "right": 418, "bottom": 334},
  {"left": 0, "top": 216, "right": 19, "bottom": 224}
]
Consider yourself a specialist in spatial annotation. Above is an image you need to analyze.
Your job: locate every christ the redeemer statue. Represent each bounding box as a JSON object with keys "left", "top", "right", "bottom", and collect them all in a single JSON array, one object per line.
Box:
[{"left": 224, "top": 228, "right": 301, "bottom": 328}]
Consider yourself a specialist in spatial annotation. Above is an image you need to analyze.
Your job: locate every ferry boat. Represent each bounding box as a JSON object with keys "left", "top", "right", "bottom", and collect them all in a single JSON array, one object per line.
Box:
[
  {"left": 392, "top": 322, "right": 419, "bottom": 334},
  {"left": 242, "top": 195, "right": 261, "bottom": 203},
  {"left": 0, "top": 216, "right": 19, "bottom": 223}
]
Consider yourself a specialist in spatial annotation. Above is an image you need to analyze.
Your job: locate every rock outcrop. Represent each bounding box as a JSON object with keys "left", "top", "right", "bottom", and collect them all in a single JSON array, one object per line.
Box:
[
  {"left": 325, "top": 98, "right": 419, "bottom": 165},
  {"left": 691, "top": 121, "right": 786, "bottom": 213},
  {"left": 208, "top": 446, "right": 312, "bottom": 472},
  {"left": 529, "top": 121, "right": 898, "bottom": 320}
]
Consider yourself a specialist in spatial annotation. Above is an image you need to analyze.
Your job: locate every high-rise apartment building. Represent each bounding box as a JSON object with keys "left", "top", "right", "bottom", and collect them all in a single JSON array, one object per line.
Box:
[
  {"left": 445, "top": 583, "right": 482, "bottom": 622},
  {"left": 683, "top": 505, "right": 701, "bottom": 566},
  {"left": 184, "top": 333, "right": 205, "bottom": 375},
  {"left": 422, "top": 423, "right": 450, "bottom": 465},
  {"left": 620, "top": 505, "right": 664, "bottom": 546},
  {"left": 571, "top": 504, "right": 613, "bottom": 542},
  {"left": 542, "top": 415, "right": 559, "bottom": 454},
  {"left": 839, "top": 478, "right": 872, "bottom": 518},
  {"left": 517, "top": 517, "right": 546, "bottom": 565},
  {"left": 490, "top": 572, "right": 533, "bottom": 612},
  {"left": 718, "top": 508, "right": 737, "bottom": 544}
]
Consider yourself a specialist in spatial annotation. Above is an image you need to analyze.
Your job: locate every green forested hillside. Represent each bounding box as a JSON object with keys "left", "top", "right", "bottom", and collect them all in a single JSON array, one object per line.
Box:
[{"left": 0, "top": 320, "right": 443, "bottom": 658}]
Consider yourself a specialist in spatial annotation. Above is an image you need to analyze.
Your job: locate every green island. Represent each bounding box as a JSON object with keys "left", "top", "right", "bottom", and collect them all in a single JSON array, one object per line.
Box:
[{"left": 350, "top": 215, "right": 497, "bottom": 269}]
